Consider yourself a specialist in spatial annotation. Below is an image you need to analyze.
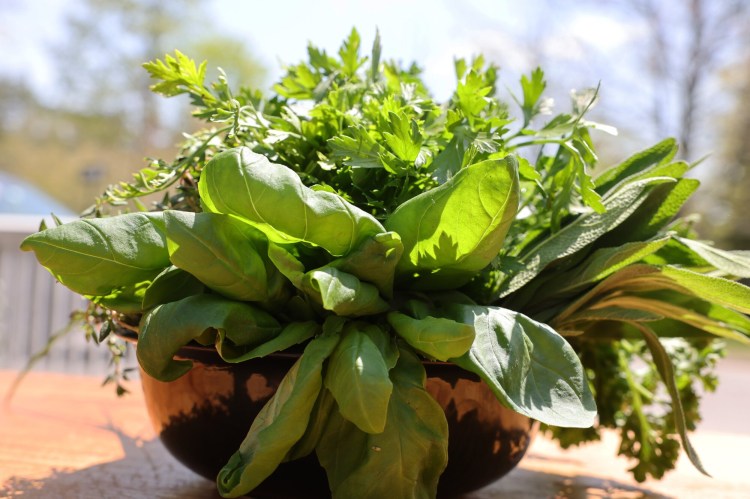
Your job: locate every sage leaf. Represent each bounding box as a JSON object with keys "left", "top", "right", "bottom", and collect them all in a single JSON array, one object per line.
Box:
[
  {"left": 329, "top": 232, "right": 404, "bottom": 298},
  {"left": 673, "top": 236, "right": 750, "bottom": 278},
  {"left": 138, "top": 294, "right": 279, "bottom": 381},
  {"left": 583, "top": 296, "right": 750, "bottom": 345},
  {"left": 385, "top": 156, "right": 519, "bottom": 289},
  {"left": 545, "top": 235, "right": 671, "bottom": 296},
  {"left": 597, "top": 179, "right": 699, "bottom": 247},
  {"left": 659, "top": 266, "right": 750, "bottom": 315},
  {"left": 199, "top": 147, "right": 385, "bottom": 256},
  {"left": 325, "top": 324, "right": 393, "bottom": 434},
  {"left": 317, "top": 347, "right": 448, "bottom": 499},
  {"left": 499, "top": 177, "right": 675, "bottom": 298},
  {"left": 217, "top": 332, "right": 340, "bottom": 498},
  {"left": 386, "top": 312, "right": 475, "bottom": 361},
  {"left": 447, "top": 304, "right": 597, "bottom": 428},
  {"left": 594, "top": 138, "right": 677, "bottom": 194},
  {"left": 20, "top": 212, "right": 169, "bottom": 296},
  {"left": 164, "top": 211, "right": 285, "bottom": 302}
]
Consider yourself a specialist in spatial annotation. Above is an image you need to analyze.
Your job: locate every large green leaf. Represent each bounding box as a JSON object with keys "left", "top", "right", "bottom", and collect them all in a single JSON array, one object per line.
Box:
[
  {"left": 329, "top": 232, "right": 404, "bottom": 298},
  {"left": 447, "top": 304, "right": 597, "bottom": 427},
  {"left": 20, "top": 212, "right": 169, "bottom": 296},
  {"left": 302, "top": 266, "right": 389, "bottom": 317},
  {"left": 324, "top": 324, "right": 393, "bottom": 433},
  {"left": 386, "top": 312, "right": 475, "bottom": 361},
  {"left": 164, "top": 211, "right": 286, "bottom": 302},
  {"left": 137, "top": 294, "right": 279, "bottom": 381},
  {"left": 217, "top": 332, "right": 340, "bottom": 498},
  {"left": 498, "top": 177, "right": 674, "bottom": 298},
  {"left": 316, "top": 347, "right": 448, "bottom": 499},
  {"left": 199, "top": 147, "right": 385, "bottom": 256},
  {"left": 385, "top": 156, "right": 519, "bottom": 289}
]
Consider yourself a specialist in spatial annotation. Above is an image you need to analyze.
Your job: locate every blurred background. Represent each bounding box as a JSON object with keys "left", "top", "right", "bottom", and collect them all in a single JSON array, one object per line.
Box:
[
  {"left": 2, "top": 0, "right": 749, "bottom": 241},
  {"left": 0, "top": 1, "right": 748, "bottom": 386}
]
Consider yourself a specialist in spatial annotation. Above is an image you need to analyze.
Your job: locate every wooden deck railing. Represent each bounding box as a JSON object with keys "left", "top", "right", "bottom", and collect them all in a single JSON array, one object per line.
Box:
[{"left": 0, "top": 214, "right": 116, "bottom": 374}]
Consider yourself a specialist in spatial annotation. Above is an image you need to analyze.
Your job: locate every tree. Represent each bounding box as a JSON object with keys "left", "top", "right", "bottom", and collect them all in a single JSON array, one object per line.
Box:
[
  {"left": 711, "top": 53, "right": 750, "bottom": 248},
  {"left": 50, "top": 0, "right": 266, "bottom": 150},
  {"left": 0, "top": 0, "right": 267, "bottom": 213},
  {"left": 603, "top": 0, "right": 748, "bottom": 161}
]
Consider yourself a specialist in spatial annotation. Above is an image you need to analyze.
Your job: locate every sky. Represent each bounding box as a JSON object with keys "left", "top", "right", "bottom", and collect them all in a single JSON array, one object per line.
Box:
[
  {"left": 1, "top": 0, "right": 637, "bottom": 101},
  {"left": 2, "top": 0, "right": 743, "bottom": 175}
]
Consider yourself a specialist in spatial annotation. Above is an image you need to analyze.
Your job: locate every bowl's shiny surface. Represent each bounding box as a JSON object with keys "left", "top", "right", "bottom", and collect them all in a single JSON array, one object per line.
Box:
[{"left": 139, "top": 344, "right": 537, "bottom": 498}]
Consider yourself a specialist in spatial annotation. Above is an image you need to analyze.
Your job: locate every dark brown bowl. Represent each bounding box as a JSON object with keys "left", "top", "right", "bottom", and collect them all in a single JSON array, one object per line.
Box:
[{"left": 138, "top": 342, "right": 537, "bottom": 498}]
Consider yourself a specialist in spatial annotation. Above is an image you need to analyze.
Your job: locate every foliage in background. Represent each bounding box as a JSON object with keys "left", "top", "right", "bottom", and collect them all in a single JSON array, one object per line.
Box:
[{"left": 0, "top": 0, "right": 266, "bottom": 214}]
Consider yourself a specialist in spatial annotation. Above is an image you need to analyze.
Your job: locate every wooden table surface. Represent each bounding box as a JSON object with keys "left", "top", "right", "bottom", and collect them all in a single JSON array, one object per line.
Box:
[{"left": 1, "top": 369, "right": 748, "bottom": 499}]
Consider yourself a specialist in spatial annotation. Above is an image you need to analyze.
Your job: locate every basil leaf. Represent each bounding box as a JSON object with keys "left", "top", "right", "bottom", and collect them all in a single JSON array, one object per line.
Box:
[
  {"left": 164, "top": 211, "right": 285, "bottom": 302},
  {"left": 88, "top": 280, "right": 151, "bottom": 314},
  {"left": 286, "top": 388, "right": 336, "bottom": 462},
  {"left": 137, "top": 294, "right": 279, "bottom": 381},
  {"left": 303, "top": 267, "right": 389, "bottom": 317},
  {"left": 358, "top": 321, "right": 399, "bottom": 369},
  {"left": 217, "top": 332, "right": 340, "bottom": 498},
  {"left": 142, "top": 266, "right": 206, "bottom": 310},
  {"left": 329, "top": 232, "right": 404, "bottom": 298},
  {"left": 324, "top": 324, "right": 393, "bottom": 434},
  {"left": 447, "top": 304, "right": 597, "bottom": 428},
  {"left": 267, "top": 242, "right": 306, "bottom": 288},
  {"left": 20, "top": 212, "right": 169, "bottom": 296},
  {"left": 385, "top": 156, "right": 519, "bottom": 289},
  {"left": 317, "top": 347, "right": 448, "bottom": 499},
  {"left": 217, "top": 321, "right": 320, "bottom": 363},
  {"left": 199, "top": 147, "right": 385, "bottom": 256},
  {"left": 386, "top": 312, "right": 474, "bottom": 361}
]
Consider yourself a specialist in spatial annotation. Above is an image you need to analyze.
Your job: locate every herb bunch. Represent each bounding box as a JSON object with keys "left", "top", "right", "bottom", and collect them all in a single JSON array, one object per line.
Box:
[{"left": 22, "top": 29, "right": 750, "bottom": 495}]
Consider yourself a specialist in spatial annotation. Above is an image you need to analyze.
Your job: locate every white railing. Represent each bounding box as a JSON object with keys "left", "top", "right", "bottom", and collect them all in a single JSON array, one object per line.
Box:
[{"left": 0, "top": 214, "right": 119, "bottom": 374}]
